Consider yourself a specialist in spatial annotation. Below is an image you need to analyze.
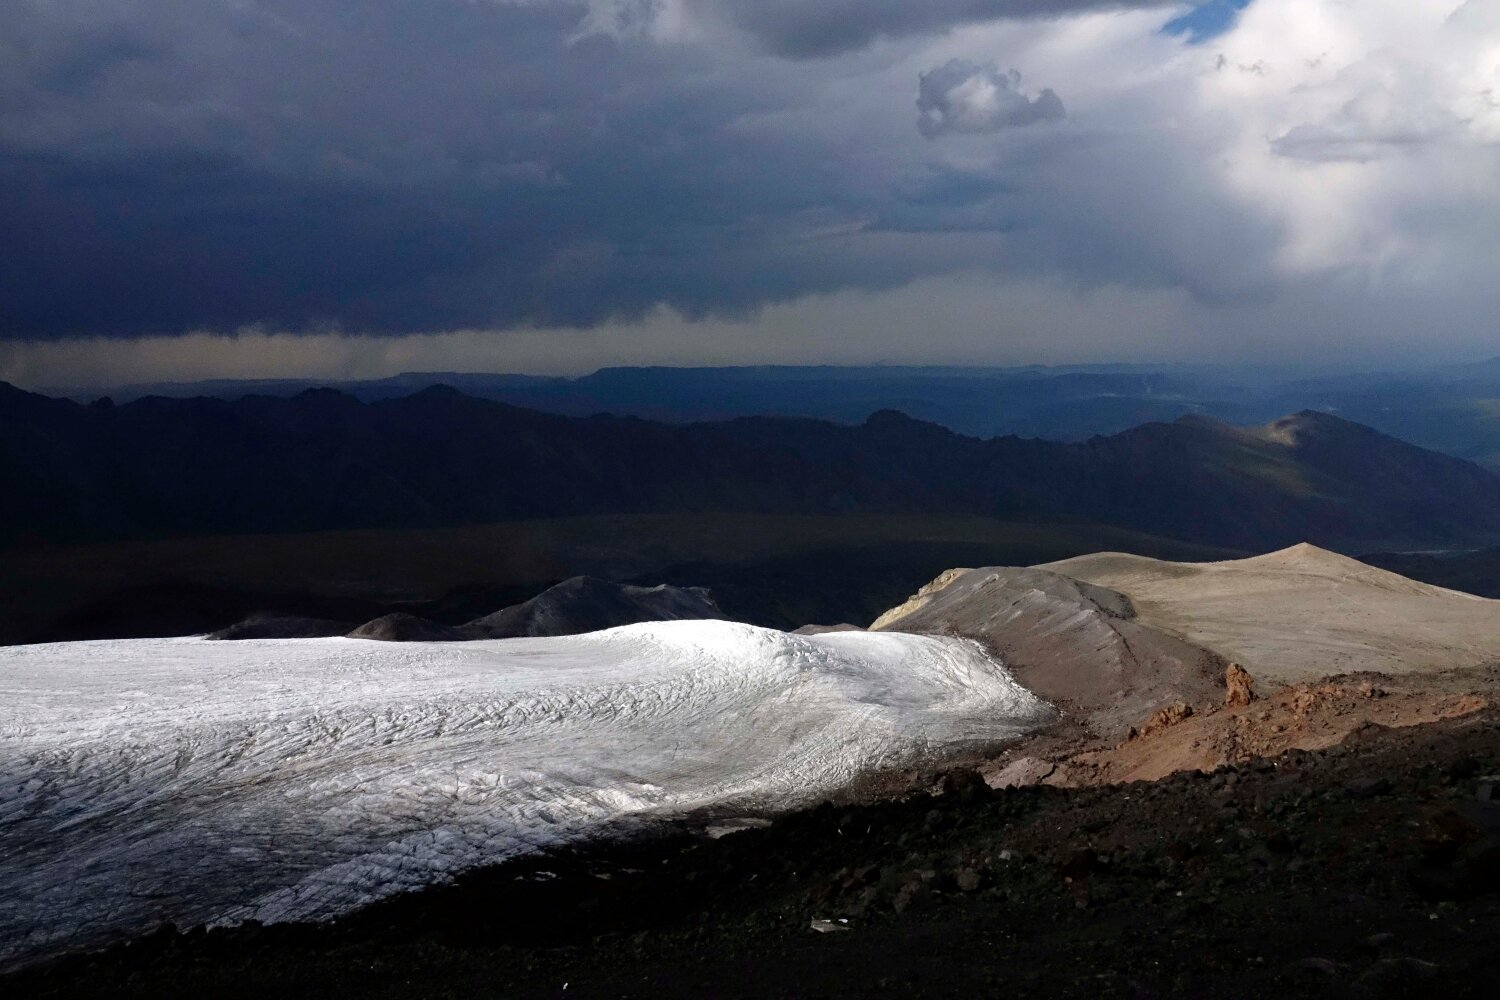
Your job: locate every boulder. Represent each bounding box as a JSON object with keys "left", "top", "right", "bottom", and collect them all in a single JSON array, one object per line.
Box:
[{"left": 987, "top": 756, "right": 1057, "bottom": 789}]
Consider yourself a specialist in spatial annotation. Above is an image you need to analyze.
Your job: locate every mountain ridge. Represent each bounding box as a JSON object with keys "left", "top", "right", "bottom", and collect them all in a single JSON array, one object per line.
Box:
[{"left": 5, "top": 382, "right": 1500, "bottom": 553}]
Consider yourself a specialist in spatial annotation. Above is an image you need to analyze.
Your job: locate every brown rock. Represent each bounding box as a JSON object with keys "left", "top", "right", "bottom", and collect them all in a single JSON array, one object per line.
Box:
[
  {"left": 1138, "top": 702, "right": 1194, "bottom": 738},
  {"left": 1224, "top": 663, "right": 1255, "bottom": 707}
]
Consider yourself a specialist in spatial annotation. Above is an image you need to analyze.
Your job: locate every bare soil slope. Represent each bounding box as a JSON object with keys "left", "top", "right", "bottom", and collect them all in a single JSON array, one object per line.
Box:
[{"left": 1041, "top": 543, "right": 1500, "bottom": 685}]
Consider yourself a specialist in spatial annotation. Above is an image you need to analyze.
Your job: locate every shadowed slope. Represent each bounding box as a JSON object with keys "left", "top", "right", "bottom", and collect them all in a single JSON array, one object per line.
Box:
[{"left": 871, "top": 567, "right": 1227, "bottom": 740}]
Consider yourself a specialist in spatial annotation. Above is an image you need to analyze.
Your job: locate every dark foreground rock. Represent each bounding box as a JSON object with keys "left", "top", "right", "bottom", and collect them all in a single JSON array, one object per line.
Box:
[{"left": 10, "top": 709, "right": 1500, "bottom": 998}]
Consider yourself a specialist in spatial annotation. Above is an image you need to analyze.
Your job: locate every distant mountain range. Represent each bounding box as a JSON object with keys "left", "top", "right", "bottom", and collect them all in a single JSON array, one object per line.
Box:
[
  {"left": 36, "top": 359, "right": 1500, "bottom": 470},
  {"left": 6, "top": 380, "right": 1500, "bottom": 554}
]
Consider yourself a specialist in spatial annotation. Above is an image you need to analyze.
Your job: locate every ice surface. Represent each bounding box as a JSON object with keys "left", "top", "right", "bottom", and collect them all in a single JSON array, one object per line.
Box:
[{"left": 0, "top": 621, "right": 1052, "bottom": 966}]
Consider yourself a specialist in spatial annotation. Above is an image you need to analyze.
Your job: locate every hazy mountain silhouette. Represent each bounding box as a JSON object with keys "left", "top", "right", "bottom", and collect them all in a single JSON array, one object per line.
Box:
[
  {"left": 5, "top": 381, "right": 1500, "bottom": 553},
  {"left": 47, "top": 362, "right": 1500, "bottom": 470}
]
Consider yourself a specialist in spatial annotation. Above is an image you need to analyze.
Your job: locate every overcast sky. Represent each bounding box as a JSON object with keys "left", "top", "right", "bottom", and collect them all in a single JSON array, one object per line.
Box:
[{"left": 2, "top": 0, "right": 1498, "bottom": 386}]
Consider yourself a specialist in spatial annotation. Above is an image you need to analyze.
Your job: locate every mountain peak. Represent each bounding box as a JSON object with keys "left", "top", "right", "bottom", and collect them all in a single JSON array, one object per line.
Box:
[
  {"left": 862, "top": 408, "right": 919, "bottom": 426},
  {"left": 386, "top": 384, "right": 487, "bottom": 410},
  {"left": 1237, "top": 543, "right": 1455, "bottom": 593},
  {"left": 860, "top": 408, "right": 956, "bottom": 440},
  {"left": 1258, "top": 409, "right": 1373, "bottom": 446},
  {"left": 1273, "top": 409, "right": 1357, "bottom": 428},
  {"left": 1250, "top": 541, "right": 1347, "bottom": 565}
]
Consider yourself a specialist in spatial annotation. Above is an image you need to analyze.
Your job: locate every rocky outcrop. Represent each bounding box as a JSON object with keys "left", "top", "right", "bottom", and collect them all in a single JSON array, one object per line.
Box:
[
  {"left": 466, "top": 577, "right": 723, "bottom": 639},
  {"left": 347, "top": 613, "right": 475, "bottom": 642},
  {"left": 1225, "top": 663, "right": 1255, "bottom": 707},
  {"left": 1135, "top": 702, "right": 1194, "bottom": 740},
  {"left": 870, "top": 569, "right": 972, "bottom": 630},
  {"left": 336, "top": 578, "right": 725, "bottom": 643}
]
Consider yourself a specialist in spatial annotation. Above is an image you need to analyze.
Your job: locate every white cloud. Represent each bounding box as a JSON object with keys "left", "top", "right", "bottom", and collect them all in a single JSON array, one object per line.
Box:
[{"left": 1193, "top": 0, "right": 1500, "bottom": 276}]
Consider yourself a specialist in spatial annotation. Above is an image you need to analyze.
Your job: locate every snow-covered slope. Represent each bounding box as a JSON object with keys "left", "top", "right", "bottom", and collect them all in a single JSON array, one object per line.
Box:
[{"left": 0, "top": 622, "right": 1052, "bottom": 967}]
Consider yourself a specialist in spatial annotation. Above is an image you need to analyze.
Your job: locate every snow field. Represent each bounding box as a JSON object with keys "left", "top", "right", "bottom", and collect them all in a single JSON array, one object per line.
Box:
[{"left": 0, "top": 621, "right": 1053, "bottom": 966}]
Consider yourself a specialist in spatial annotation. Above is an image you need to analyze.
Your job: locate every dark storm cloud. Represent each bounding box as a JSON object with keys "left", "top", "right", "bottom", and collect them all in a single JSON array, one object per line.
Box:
[
  {"left": 5, "top": 0, "right": 1161, "bottom": 340},
  {"left": 0, "top": 0, "right": 1492, "bottom": 379},
  {"left": 0, "top": 1, "right": 876, "bottom": 338},
  {"left": 917, "top": 61, "right": 1065, "bottom": 137},
  {"left": 709, "top": 1, "right": 1169, "bottom": 57},
  {"left": 0, "top": 141, "right": 885, "bottom": 338},
  {"left": 6, "top": 0, "right": 1478, "bottom": 354}
]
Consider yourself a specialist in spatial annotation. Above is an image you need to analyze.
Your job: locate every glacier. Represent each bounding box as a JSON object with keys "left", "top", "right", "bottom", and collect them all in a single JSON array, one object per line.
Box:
[{"left": 0, "top": 621, "right": 1052, "bottom": 967}]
